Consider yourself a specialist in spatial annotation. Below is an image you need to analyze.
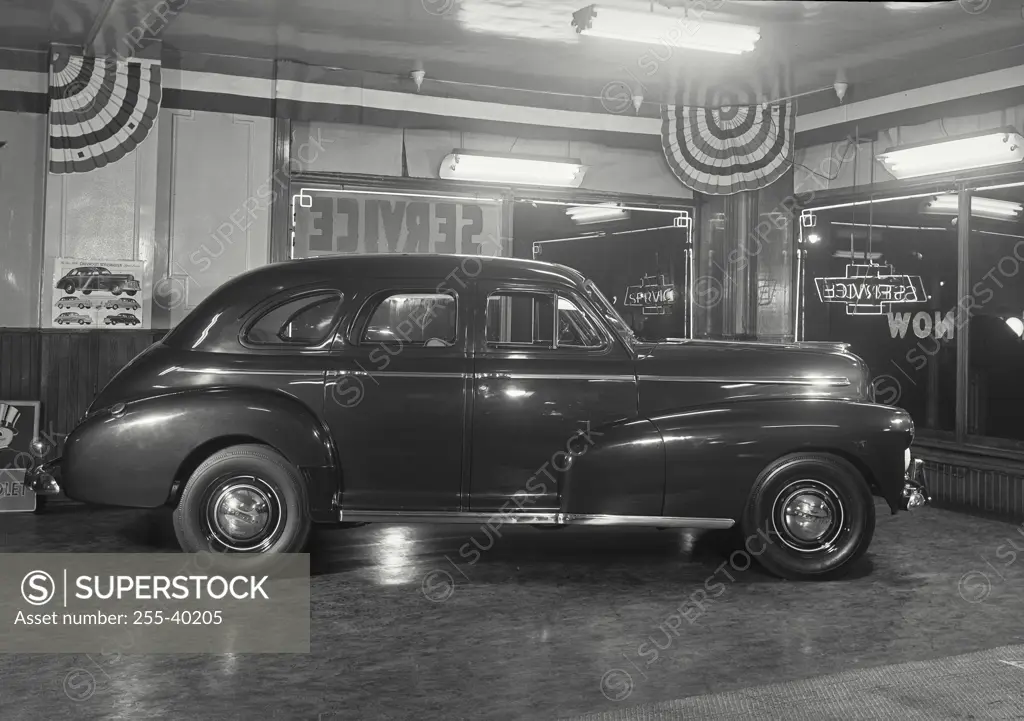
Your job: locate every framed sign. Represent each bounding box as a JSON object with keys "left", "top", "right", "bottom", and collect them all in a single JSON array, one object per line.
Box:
[
  {"left": 0, "top": 401, "right": 40, "bottom": 513},
  {"left": 291, "top": 188, "right": 505, "bottom": 258},
  {"left": 815, "top": 264, "right": 926, "bottom": 316},
  {"left": 50, "top": 258, "right": 148, "bottom": 329}
]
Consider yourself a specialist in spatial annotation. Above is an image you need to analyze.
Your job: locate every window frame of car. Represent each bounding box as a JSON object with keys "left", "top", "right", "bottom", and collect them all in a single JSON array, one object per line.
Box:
[
  {"left": 349, "top": 286, "right": 462, "bottom": 350},
  {"left": 238, "top": 288, "right": 346, "bottom": 352},
  {"left": 479, "top": 283, "right": 618, "bottom": 356}
]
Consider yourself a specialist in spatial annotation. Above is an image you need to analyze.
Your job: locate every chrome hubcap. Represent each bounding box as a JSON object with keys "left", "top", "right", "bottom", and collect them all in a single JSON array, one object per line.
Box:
[
  {"left": 783, "top": 492, "right": 833, "bottom": 542},
  {"left": 772, "top": 480, "right": 844, "bottom": 552},
  {"left": 204, "top": 476, "right": 283, "bottom": 552},
  {"left": 213, "top": 485, "right": 271, "bottom": 541}
]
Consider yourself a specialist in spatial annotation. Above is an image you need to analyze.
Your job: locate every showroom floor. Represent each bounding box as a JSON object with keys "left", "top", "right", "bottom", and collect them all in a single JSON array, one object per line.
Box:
[{"left": 3, "top": 502, "right": 1024, "bottom": 720}]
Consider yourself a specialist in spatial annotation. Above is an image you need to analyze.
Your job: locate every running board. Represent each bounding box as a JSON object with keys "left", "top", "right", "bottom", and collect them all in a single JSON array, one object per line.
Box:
[{"left": 339, "top": 510, "right": 734, "bottom": 529}]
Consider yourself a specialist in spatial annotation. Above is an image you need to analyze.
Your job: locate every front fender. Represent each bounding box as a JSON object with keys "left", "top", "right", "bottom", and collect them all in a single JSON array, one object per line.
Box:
[
  {"left": 653, "top": 399, "right": 913, "bottom": 520},
  {"left": 560, "top": 418, "right": 665, "bottom": 516},
  {"left": 63, "top": 387, "right": 335, "bottom": 508}
]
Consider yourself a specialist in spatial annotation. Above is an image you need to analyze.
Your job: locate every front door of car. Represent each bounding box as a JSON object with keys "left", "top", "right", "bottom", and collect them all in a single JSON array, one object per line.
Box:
[
  {"left": 470, "top": 281, "right": 637, "bottom": 512},
  {"left": 322, "top": 283, "right": 470, "bottom": 511}
]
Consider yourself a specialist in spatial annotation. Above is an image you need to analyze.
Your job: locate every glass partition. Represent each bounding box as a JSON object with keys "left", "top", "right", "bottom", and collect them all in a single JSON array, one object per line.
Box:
[
  {"left": 801, "top": 192, "right": 959, "bottom": 432},
  {"left": 965, "top": 182, "right": 1024, "bottom": 443}
]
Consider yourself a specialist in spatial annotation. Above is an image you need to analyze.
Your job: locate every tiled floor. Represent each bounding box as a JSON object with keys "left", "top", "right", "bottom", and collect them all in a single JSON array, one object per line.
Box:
[{"left": 2, "top": 501, "right": 1024, "bottom": 720}]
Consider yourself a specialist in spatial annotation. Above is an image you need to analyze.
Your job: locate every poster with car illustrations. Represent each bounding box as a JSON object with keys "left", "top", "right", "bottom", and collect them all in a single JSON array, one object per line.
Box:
[{"left": 50, "top": 258, "right": 148, "bottom": 329}]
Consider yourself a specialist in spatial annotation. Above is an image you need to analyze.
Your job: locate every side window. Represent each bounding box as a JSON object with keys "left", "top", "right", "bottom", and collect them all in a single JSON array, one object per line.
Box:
[
  {"left": 362, "top": 292, "right": 457, "bottom": 346},
  {"left": 245, "top": 291, "right": 343, "bottom": 346},
  {"left": 485, "top": 292, "right": 605, "bottom": 350},
  {"left": 556, "top": 296, "right": 605, "bottom": 348},
  {"left": 486, "top": 292, "right": 554, "bottom": 347}
]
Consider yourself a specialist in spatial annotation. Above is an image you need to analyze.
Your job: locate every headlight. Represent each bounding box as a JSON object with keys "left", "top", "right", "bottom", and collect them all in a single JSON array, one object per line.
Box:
[{"left": 905, "top": 448, "right": 912, "bottom": 471}]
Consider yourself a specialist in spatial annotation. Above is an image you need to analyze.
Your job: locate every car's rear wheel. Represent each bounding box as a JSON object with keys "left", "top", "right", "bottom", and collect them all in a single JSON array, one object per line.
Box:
[
  {"left": 741, "top": 452, "right": 874, "bottom": 581},
  {"left": 126, "top": 290, "right": 138, "bottom": 296},
  {"left": 173, "top": 444, "right": 312, "bottom": 555},
  {"left": 111, "top": 284, "right": 123, "bottom": 295}
]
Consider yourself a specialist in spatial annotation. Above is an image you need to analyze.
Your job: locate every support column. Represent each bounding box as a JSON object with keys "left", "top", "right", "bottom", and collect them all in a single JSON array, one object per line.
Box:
[{"left": 955, "top": 184, "right": 971, "bottom": 441}]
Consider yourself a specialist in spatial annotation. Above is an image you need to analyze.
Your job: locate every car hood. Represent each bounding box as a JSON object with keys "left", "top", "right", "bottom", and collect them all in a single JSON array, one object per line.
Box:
[{"left": 635, "top": 339, "right": 872, "bottom": 415}]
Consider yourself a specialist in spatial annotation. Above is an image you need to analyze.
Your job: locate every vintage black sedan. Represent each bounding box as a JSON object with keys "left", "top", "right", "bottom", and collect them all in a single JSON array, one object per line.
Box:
[{"left": 27, "top": 255, "right": 927, "bottom": 579}]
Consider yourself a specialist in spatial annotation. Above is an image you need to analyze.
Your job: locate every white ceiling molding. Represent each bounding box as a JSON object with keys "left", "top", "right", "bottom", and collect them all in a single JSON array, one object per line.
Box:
[{"left": 797, "top": 63, "right": 1024, "bottom": 133}]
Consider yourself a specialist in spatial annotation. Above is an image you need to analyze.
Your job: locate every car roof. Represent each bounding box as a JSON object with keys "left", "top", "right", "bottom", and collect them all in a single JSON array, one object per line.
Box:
[{"left": 280, "top": 254, "right": 583, "bottom": 284}]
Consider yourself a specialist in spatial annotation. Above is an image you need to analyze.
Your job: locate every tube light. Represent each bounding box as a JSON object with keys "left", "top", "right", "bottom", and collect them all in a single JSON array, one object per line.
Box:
[
  {"left": 566, "top": 204, "right": 629, "bottom": 224},
  {"left": 877, "top": 131, "right": 1024, "bottom": 179},
  {"left": 573, "top": 6, "right": 759, "bottom": 55},
  {"left": 440, "top": 151, "right": 586, "bottom": 187},
  {"left": 921, "top": 193, "right": 1023, "bottom": 221}
]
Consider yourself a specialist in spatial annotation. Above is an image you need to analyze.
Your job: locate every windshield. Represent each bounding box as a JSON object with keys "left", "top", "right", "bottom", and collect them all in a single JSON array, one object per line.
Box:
[{"left": 584, "top": 279, "right": 636, "bottom": 347}]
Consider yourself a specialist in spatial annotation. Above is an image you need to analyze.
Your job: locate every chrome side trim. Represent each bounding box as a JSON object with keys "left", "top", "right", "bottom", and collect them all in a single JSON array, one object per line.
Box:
[
  {"left": 330, "top": 370, "right": 468, "bottom": 379},
  {"left": 477, "top": 373, "right": 635, "bottom": 382},
  {"left": 167, "top": 367, "right": 324, "bottom": 377},
  {"left": 639, "top": 375, "right": 850, "bottom": 387},
  {"left": 339, "top": 510, "right": 734, "bottom": 529}
]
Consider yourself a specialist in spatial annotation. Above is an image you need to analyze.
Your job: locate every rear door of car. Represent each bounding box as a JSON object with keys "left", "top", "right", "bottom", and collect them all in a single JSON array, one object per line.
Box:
[
  {"left": 469, "top": 280, "right": 637, "bottom": 512},
  {"left": 322, "top": 280, "right": 470, "bottom": 511}
]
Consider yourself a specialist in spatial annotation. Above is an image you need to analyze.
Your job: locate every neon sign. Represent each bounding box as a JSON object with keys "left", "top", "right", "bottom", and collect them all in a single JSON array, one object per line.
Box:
[
  {"left": 625, "top": 274, "right": 675, "bottom": 315},
  {"left": 815, "top": 264, "right": 926, "bottom": 316}
]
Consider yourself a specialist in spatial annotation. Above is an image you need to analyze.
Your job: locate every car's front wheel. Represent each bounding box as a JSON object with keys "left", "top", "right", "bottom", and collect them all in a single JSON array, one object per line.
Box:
[
  {"left": 173, "top": 444, "right": 311, "bottom": 554},
  {"left": 63, "top": 283, "right": 75, "bottom": 294},
  {"left": 741, "top": 452, "right": 875, "bottom": 581}
]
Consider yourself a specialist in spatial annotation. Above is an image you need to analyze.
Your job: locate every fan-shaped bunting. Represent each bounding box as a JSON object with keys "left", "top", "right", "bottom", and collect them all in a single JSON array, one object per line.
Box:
[
  {"left": 660, "top": 101, "right": 795, "bottom": 196},
  {"left": 48, "top": 53, "right": 162, "bottom": 174}
]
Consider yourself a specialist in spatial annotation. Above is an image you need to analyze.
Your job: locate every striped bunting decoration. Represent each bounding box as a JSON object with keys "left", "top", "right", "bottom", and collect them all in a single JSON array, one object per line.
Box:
[
  {"left": 660, "top": 101, "right": 795, "bottom": 196},
  {"left": 48, "top": 52, "right": 161, "bottom": 174}
]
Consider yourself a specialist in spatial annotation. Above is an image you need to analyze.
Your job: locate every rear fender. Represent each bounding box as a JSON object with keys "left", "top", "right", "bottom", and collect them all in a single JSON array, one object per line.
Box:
[
  {"left": 63, "top": 388, "right": 337, "bottom": 513},
  {"left": 652, "top": 399, "right": 913, "bottom": 520}
]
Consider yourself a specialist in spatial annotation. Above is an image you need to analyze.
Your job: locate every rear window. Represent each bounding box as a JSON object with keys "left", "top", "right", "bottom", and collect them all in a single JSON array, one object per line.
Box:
[{"left": 245, "top": 292, "right": 343, "bottom": 346}]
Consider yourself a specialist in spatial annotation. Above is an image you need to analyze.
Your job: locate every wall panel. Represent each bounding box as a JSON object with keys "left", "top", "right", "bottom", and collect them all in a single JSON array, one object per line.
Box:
[
  {"left": 42, "top": 118, "right": 159, "bottom": 328},
  {"left": 0, "top": 110, "right": 46, "bottom": 328},
  {"left": 155, "top": 109, "right": 272, "bottom": 327}
]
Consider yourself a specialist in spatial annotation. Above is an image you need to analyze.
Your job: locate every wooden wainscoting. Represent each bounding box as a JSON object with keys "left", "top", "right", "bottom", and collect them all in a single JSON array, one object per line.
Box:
[{"left": 1, "top": 328, "right": 165, "bottom": 451}]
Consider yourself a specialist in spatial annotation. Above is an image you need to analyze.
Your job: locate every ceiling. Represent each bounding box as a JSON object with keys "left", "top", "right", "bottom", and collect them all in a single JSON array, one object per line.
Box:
[{"left": 2, "top": 0, "right": 1024, "bottom": 112}]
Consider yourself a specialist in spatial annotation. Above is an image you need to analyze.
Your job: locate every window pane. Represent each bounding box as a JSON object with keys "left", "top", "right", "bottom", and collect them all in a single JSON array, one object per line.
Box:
[
  {"left": 247, "top": 292, "right": 342, "bottom": 345},
  {"left": 364, "top": 293, "right": 456, "bottom": 344},
  {"left": 966, "top": 184, "right": 1024, "bottom": 441},
  {"left": 802, "top": 194, "right": 958, "bottom": 432},
  {"left": 556, "top": 296, "right": 603, "bottom": 347},
  {"left": 486, "top": 293, "right": 554, "bottom": 346}
]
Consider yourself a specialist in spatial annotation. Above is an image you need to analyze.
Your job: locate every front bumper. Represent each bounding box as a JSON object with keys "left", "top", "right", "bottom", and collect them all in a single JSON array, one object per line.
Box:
[
  {"left": 24, "top": 458, "right": 62, "bottom": 496},
  {"left": 900, "top": 458, "right": 929, "bottom": 511}
]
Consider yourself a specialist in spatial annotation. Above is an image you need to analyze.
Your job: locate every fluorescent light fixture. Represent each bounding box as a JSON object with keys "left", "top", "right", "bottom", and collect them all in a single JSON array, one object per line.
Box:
[
  {"left": 566, "top": 203, "right": 629, "bottom": 224},
  {"left": 806, "top": 232, "right": 822, "bottom": 244},
  {"left": 832, "top": 250, "right": 884, "bottom": 260},
  {"left": 574, "top": 6, "right": 759, "bottom": 55},
  {"left": 883, "top": 2, "right": 948, "bottom": 10},
  {"left": 877, "top": 130, "right": 1024, "bottom": 179},
  {"left": 440, "top": 151, "right": 586, "bottom": 187},
  {"left": 1007, "top": 317, "right": 1024, "bottom": 339},
  {"left": 921, "top": 193, "right": 1023, "bottom": 221}
]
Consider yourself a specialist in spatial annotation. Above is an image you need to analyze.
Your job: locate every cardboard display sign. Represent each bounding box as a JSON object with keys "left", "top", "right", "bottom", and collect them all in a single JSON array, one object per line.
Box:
[
  {"left": 50, "top": 258, "right": 148, "bottom": 329},
  {"left": 0, "top": 401, "right": 40, "bottom": 513}
]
